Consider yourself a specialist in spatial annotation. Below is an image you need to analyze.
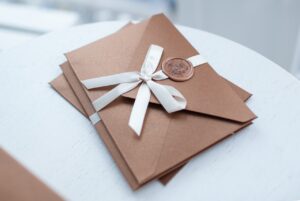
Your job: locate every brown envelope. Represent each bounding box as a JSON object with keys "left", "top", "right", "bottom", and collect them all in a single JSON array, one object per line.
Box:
[
  {"left": 50, "top": 73, "right": 252, "bottom": 186},
  {"left": 0, "top": 147, "right": 64, "bottom": 201},
  {"left": 60, "top": 62, "right": 253, "bottom": 190},
  {"left": 63, "top": 14, "right": 256, "bottom": 189}
]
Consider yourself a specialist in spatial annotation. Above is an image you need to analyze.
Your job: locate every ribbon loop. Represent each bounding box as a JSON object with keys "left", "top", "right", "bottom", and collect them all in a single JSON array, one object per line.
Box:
[
  {"left": 152, "top": 70, "right": 168, "bottom": 81},
  {"left": 81, "top": 44, "right": 207, "bottom": 136},
  {"left": 146, "top": 80, "right": 186, "bottom": 113}
]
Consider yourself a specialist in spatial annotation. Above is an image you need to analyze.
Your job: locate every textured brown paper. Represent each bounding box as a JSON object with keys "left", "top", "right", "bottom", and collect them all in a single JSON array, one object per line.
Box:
[
  {"left": 62, "top": 14, "right": 256, "bottom": 189},
  {"left": 50, "top": 73, "right": 252, "bottom": 186},
  {"left": 0, "top": 147, "right": 64, "bottom": 201}
]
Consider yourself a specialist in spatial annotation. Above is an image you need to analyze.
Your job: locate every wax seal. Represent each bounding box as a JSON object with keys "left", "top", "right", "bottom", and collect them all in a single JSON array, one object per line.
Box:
[{"left": 162, "top": 57, "right": 194, "bottom": 81}]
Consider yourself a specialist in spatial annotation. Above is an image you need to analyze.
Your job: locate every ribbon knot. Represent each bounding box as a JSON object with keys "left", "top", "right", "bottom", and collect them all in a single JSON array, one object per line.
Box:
[
  {"left": 139, "top": 73, "right": 151, "bottom": 82},
  {"left": 82, "top": 45, "right": 207, "bottom": 136}
]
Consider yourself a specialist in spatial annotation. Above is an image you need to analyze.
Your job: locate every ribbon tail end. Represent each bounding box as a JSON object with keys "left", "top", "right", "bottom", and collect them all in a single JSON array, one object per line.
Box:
[{"left": 129, "top": 122, "right": 142, "bottom": 137}]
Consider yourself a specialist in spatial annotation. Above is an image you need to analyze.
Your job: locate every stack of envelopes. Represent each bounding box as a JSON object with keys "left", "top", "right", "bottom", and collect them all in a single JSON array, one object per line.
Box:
[{"left": 50, "top": 14, "right": 256, "bottom": 190}]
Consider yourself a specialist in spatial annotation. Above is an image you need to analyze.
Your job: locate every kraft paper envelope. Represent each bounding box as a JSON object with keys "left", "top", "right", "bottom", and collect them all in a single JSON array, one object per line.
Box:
[
  {"left": 60, "top": 62, "right": 253, "bottom": 190},
  {"left": 0, "top": 148, "right": 64, "bottom": 201},
  {"left": 50, "top": 72, "right": 252, "bottom": 186},
  {"left": 63, "top": 14, "right": 256, "bottom": 189}
]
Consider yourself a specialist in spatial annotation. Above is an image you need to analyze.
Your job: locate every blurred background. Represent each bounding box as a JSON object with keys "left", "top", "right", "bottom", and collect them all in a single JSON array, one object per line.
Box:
[{"left": 0, "top": 0, "right": 299, "bottom": 77}]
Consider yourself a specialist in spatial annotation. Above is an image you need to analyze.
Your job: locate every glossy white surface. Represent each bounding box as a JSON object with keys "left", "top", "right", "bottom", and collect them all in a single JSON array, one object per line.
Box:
[{"left": 0, "top": 21, "right": 300, "bottom": 201}]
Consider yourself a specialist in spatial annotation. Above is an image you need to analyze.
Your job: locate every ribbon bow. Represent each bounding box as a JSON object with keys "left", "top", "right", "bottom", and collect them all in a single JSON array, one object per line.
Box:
[{"left": 82, "top": 45, "right": 207, "bottom": 136}]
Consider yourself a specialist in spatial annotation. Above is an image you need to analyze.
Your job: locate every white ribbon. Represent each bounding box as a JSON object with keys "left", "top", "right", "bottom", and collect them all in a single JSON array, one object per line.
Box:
[
  {"left": 82, "top": 45, "right": 207, "bottom": 136},
  {"left": 89, "top": 113, "right": 101, "bottom": 125}
]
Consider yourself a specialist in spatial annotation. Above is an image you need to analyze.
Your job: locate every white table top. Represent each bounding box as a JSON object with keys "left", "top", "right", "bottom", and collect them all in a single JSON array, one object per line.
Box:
[{"left": 1, "top": 21, "right": 300, "bottom": 201}]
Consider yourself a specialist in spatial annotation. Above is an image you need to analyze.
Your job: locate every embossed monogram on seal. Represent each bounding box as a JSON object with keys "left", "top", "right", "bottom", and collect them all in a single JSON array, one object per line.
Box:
[{"left": 162, "top": 58, "right": 194, "bottom": 81}]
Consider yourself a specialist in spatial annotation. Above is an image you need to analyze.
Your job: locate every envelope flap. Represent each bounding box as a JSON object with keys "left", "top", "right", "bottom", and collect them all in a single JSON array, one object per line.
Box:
[
  {"left": 66, "top": 19, "right": 149, "bottom": 83},
  {"left": 122, "top": 14, "right": 256, "bottom": 123}
]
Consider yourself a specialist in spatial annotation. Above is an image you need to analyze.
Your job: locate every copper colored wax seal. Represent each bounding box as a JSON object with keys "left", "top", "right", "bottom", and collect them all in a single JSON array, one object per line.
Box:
[{"left": 162, "top": 57, "right": 194, "bottom": 81}]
